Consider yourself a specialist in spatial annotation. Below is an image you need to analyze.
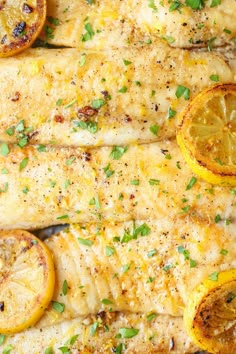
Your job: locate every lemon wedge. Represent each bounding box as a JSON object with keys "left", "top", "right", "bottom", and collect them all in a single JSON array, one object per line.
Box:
[
  {"left": 177, "top": 84, "right": 236, "bottom": 185},
  {"left": 0, "top": 0, "right": 47, "bottom": 57},
  {"left": 0, "top": 230, "right": 55, "bottom": 334},
  {"left": 184, "top": 269, "right": 236, "bottom": 354}
]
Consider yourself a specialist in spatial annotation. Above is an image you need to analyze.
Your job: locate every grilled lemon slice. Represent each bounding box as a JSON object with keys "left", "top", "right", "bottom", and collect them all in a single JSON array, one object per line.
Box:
[
  {"left": 184, "top": 270, "right": 236, "bottom": 354},
  {"left": 177, "top": 84, "right": 236, "bottom": 185},
  {"left": 0, "top": 230, "right": 55, "bottom": 334},
  {"left": 0, "top": 0, "right": 46, "bottom": 57}
]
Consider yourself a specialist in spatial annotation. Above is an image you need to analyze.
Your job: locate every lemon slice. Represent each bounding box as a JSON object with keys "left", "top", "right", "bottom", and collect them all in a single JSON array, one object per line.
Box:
[
  {"left": 184, "top": 270, "right": 236, "bottom": 354},
  {"left": 177, "top": 84, "right": 236, "bottom": 185},
  {"left": 0, "top": 0, "right": 47, "bottom": 57},
  {"left": 0, "top": 230, "right": 55, "bottom": 334}
]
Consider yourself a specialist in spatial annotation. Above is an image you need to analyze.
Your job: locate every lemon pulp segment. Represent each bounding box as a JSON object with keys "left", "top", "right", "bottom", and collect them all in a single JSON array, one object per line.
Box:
[
  {"left": 0, "top": 230, "right": 55, "bottom": 334},
  {"left": 177, "top": 84, "right": 236, "bottom": 185}
]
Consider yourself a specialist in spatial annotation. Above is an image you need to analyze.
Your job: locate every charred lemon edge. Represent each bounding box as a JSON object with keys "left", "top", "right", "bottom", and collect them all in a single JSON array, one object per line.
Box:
[
  {"left": 184, "top": 269, "right": 236, "bottom": 353},
  {"left": 177, "top": 83, "right": 236, "bottom": 186},
  {"left": 0, "top": 230, "right": 55, "bottom": 334},
  {"left": 0, "top": 0, "right": 47, "bottom": 58}
]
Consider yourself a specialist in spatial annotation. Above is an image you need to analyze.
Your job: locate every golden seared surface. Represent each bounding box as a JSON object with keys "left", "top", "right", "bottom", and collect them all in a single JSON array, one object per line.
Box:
[{"left": 0, "top": 46, "right": 234, "bottom": 147}]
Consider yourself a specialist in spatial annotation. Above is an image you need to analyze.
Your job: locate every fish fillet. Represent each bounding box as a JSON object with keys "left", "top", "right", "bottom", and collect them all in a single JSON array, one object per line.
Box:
[
  {"left": 32, "top": 218, "right": 236, "bottom": 327},
  {"left": 0, "top": 47, "right": 234, "bottom": 147},
  {"left": 3, "top": 313, "right": 199, "bottom": 354},
  {"left": 0, "top": 140, "right": 235, "bottom": 229},
  {"left": 41, "top": 0, "right": 236, "bottom": 49}
]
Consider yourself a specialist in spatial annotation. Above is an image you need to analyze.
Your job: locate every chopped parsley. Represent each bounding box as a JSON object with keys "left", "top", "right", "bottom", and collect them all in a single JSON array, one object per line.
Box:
[
  {"left": 210, "top": 0, "right": 221, "bottom": 6},
  {"left": 123, "top": 59, "right": 132, "bottom": 66},
  {"left": 37, "top": 144, "right": 47, "bottom": 152},
  {"left": 168, "top": 107, "right": 177, "bottom": 119},
  {"left": 149, "top": 179, "right": 160, "bottom": 185},
  {"left": 65, "top": 156, "right": 76, "bottom": 166},
  {"left": 147, "top": 313, "right": 157, "bottom": 321},
  {"left": 110, "top": 146, "right": 128, "bottom": 160},
  {"left": 118, "top": 327, "right": 139, "bottom": 338},
  {"left": 19, "top": 157, "right": 28, "bottom": 171},
  {"left": 210, "top": 74, "right": 219, "bottom": 82},
  {"left": 105, "top": 246, "right": 115, "bottom": 256},
  {"left": 118, "top": 86, "right": 127, "bottom": 93},
  {"left": 52, "top": 301, "right": 65, "bottom": 313},
  {"left": 209, "top": 271, "right": 219, "bottom": 281},
  {"left": 208, "top": 37, "right": 216, "bottom": 51},
  {"left": 81, "top": 23, "right": 95, "bottom": 42},
  {"left": 90, "top": 321, "right": 99, "bottom": 336},
  {"left": 2, "top": 345, "right": 13, "bottom": 354},
  {"left": 101, "top": 298, "right": 113, "bottom": 305},
  {"left": 190, "top": 259, "right": 197, "bottom": 268},
  {"left": 169, "top": 0, "right": 182, "bottom": 11},
  {"left": 185, "top": 0, "right": 205, "bottom": 10},
  {"left": 214, "top": 214, "right": 221, "bottom": 223},
  {"left": 147, "top": 249, "right": 158, "bottom": 258},
  {"left": 79, "top": 53, "right": 87, "bottom": 67},
  {"left": 175, "top": 85, "right": 190, "bottom": 100},
  {"left": 0, "top": 335, "right": 6, "bottom": 346},
  {"left": 77, "top": 238, "right": 93, "bottom": 247},
  {"left": 149, "top": 124, "right": 159, "bottom": 136},
  {"left": 177, "top": 245, "right": 190, "bottom": 260},
  {"left": 0, "top": 143, "right": 9, "bottom": 157},
  {"left": 1, "top": 168, "right": 8, "bottom": 174},
  {"left": 65, "top": 334, "right": 79, "bottom": 345},
  {"left": 103, "top": 163, "right": 114, "bottom": 178},
  {"left": 56, "top": 215, "right": 69, "bottom": 220},
  {"left": 64, "top": 98, "right": 77, "bottom": 109},
  {"left": 130, "top": 179, "right": 139, "bottom": 185},
  {"left": 186, "top": 176, "right": 197, "bottom": 190},
  {"left": 91, "top": 98, "right": 106, "bottom": 109},
  {"left": 62, "top": 280, "right": 68, "bottom": 296},
  {"left": 148, "top": 0, "right": 158, "bottom": 12},
  {"left": 22, "top": 186, "right": 29, "bottom": 194},
  {"left": 58, "top": 346, "right": 69, "bottom": 354},
  {"left": 223, "top": 28, "right": 232, "bottom": 34},
  {"left": 121, "top": 263, "right": 131, "bottom": 273},
  {"left": 73, "top": 120, "right": 98, "bottom": 134},
  {"left": 56, "top": 98, "right": 63, "bottom": 106},
  {"left": 0, "top": 182, "right": 8, "bottom": 193},
  {"left": 162, "top": 35, "right": 175, "bottom": 44}
]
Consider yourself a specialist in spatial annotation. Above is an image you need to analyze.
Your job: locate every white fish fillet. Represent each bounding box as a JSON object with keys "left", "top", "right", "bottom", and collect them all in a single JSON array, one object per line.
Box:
[
  {"left": 41, "top": 0, "right": 236, "bottom": 49},
  {"left": 3, "top": 313, "right": 199, "bottom": 354},
  {"left": 0, "top": 47, "right": 234, "bottom": 147},
  {"left": 32, "top": 217, "right": 236, "bottom": 327},
  {"left": 0, "top": 140, "right": 235, "bottom": 229}
]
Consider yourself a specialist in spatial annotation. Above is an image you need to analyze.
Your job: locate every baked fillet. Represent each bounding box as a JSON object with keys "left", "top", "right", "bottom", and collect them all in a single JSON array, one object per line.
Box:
[
  {"left": 34, "top": 218, "right": 236, "bottom": 326},
  {"left": 0, "top": 46, "right": 234, "bottom": 147},
  {"left": 4, "top": 313, "right": 199, "bottom": 353},
  {"left": 0, "top": 140, "right": 235, "bottom": 229},
  {"left": 41, "top": 0, "right": 236, "bottom": 49}
]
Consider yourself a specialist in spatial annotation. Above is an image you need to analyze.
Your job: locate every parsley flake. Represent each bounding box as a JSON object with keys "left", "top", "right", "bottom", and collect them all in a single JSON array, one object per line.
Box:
[
  {"left": 110, "top": 146, "right": 128, "bottom": 160},
  {"left": 209, "top": 271, "right": 219, "bottom": 281},
  {"left": 118, "top": 327, "right": 139, "bottom": 338},
  {"left": 52, "top": 301, "right": 65, "bottom": 313},
  {"left": 175, "top": 85, "right": 190, "bottom": 100}
]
